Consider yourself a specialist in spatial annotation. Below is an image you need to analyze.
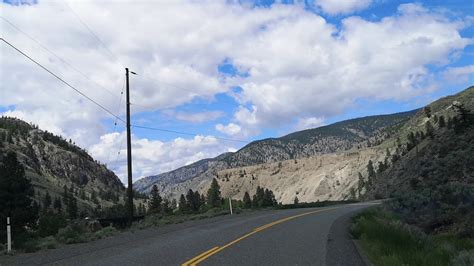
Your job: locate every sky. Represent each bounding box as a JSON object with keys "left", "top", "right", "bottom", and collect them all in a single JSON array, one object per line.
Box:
[{"left": 1, "top": 0, "right": 473, "bottom": 184}]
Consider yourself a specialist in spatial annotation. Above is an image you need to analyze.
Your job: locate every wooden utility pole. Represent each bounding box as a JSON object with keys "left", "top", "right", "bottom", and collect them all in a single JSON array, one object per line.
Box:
[{"left": 125, "top": 68, "right": 134, "bottom": 225}]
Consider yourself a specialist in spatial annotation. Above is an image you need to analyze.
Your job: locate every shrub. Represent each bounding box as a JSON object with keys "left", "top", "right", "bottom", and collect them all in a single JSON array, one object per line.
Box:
[
  {"left": 93, "top": 226, "right": 118, "bottom": 240},
  {"left": 55, "top": 223, "right": 90, "bottom": 244},
  {"left": 37, "top": 212, "right": 67, "bottom": 237}
]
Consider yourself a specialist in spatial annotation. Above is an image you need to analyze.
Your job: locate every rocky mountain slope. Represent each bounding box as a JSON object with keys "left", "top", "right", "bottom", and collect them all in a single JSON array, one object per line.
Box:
[
  {"left": 0, "top": 117, "right": 125, "bottom": 214},
  {"left": 134, "top": 108, "right": 418, "bottom": 199},
  {"left": 367, "top": 86, "right": 474, "bottom": 199}
]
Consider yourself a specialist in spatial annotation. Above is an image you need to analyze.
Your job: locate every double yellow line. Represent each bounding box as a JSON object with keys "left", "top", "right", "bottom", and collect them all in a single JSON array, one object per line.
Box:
[{"left": 181, "top": 206, "right": 339, "bottom": 266}]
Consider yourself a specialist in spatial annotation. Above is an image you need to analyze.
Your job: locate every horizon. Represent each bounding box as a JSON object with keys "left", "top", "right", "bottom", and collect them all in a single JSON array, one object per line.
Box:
[{"left": 1, "top": 0, "right": 473, "bottom": 184}]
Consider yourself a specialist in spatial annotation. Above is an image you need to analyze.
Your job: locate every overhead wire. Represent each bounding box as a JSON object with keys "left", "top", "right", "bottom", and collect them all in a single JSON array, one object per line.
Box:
[
  {"left": 0, "top": 37, "right": 126, "bottom": 124},
  {"left": 2, "top": 36, "right": 248, "bottom": 144},
  {"left": 62, "top": 0, "right": 122, "bottom": 65},
  {"left": 0, "top": 16, "right": 121, "bottom": 100}
]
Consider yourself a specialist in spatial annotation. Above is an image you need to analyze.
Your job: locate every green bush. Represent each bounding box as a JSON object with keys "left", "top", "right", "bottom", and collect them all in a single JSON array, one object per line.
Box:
[
  {"left": 93, "top": 226, "right": 118, "bottom": 240},
  {"left": 37, "top": 212, "right": 67, "bottom": 237},
  {"left": 55, "top": 223, "right": 90, "bottom": 244},
  {"left": 36, "top": 236, "right": 58, "bottom": 250}
]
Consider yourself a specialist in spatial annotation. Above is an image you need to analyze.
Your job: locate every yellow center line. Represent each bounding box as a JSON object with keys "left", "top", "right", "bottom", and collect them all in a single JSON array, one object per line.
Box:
[
  {"left": 181, "top": 246, "right": 220, "bottom": 266},
  {"left": 181, "top": 206, "right": 341, "bottom": 266}
]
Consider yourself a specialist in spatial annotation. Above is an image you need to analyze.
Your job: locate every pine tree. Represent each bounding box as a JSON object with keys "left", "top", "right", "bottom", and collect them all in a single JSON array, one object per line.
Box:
[
  {"left": 425, "top": 121, "right": 434, "bottom": 139},
  {"left": 293, "top": 196, "right": 299, "bottom": 205},
  {"left": 162, "top": 199, "right": 171, "bottom": 214},
  {"left": 66, "top": 193, "right": 78, "bottom": 219},
  {"left": 148, "top": 185, "right": 162, "bottom": 214},
  {"left": 178, "top": 194, "right": 188, "bottom": 212},
  {"left": 206, "top": 178, "right": 222, "bottom": 208},
  {"left": 243, "top": 192, "right": 252, "bottom": 208},
  {"left": 367, "top": 160, "right": 375, "bottom": 187},
  {"left": 43, "top": 191, "right": 52, "bottom": 210},
  {"left": 193, "top": 190, "right": 202, "bottom": 211},
  {"left": 438, "top": 115, "right": 446, "bottom": 128},
  {"left": 357, "top": 172, "right": 365, "bottom": 198},
  {"left": 186, "top": 189, "right": 199, "bottom": 211},
  {"left": 54, "top": 197, "right": 62, "bottom": 211},
  {"left": 0, "top": 152, "right": 38, "bottom": 244}
]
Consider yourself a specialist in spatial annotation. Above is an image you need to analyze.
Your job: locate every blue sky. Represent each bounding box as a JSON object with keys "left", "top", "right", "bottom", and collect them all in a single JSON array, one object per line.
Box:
[{"left": 1, "top": 0, "right": 473, "bottom": 182}]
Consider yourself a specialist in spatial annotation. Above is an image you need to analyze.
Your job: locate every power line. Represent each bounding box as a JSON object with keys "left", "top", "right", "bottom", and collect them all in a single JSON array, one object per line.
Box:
[
  {"left": 1, "top": 37, "right": 125, "bottom": 123},
  {"left": 62, "top": 0, "right": 121, "bottom": 64},
  {"left": 1, "top": 38, "right": 248, "bottom": 144},
  {"left": 0, "top": 16, "right": 121, "bottom": 99},
  {"left": 132, "top": 124, "right": 248, "bottom": 143}
]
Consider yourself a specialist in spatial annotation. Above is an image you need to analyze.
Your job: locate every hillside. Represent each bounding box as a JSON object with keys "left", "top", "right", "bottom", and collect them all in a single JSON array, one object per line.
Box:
[
  {"left": 0, "top": 117, "right": 125, "bottom": 215},
  {"left": 134, "top": 109, "right": 417, "bottom": 197},
  {"left": 364, "top": 87, "right": 474, "bottom": 234}
]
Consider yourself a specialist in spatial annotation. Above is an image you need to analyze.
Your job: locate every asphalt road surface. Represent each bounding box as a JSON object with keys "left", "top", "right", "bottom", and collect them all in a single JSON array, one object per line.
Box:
[{"left": 0, "top": 202, "right": 378, "bottom": 266}]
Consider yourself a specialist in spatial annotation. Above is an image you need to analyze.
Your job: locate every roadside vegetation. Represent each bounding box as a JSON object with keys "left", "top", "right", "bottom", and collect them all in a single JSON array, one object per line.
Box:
[
  {"left": 351, "top": 207, "right": 474, "bottom": 266},
  {"left": 351, "top": 103, "right": 474, "bottom": 265},
  {"left": 0, "top": 154, "right": 280, "bottom": 254}
]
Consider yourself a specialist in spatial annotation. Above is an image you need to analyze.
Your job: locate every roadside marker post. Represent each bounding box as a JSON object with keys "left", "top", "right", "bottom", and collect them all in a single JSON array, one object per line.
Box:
[
  {"left": 7, "top": 217, "right": 11, "bottom": 253},
  {"left": 229, "top": 198, "right": 233, "bottom": 215}
]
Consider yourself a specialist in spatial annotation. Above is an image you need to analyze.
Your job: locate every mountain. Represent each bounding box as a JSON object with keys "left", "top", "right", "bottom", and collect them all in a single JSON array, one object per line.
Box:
[
  {"left": 367, "top": 87, "right": 474, "bottom": 198},
  {"left": 0, "top": 117, "right": 125, "bottom": 215},
  {"left": 364, "top": 86, "right": 474, "bottom": 234},
  {"left": 134, "top": 108, "right": 418, "bottom": 199}
]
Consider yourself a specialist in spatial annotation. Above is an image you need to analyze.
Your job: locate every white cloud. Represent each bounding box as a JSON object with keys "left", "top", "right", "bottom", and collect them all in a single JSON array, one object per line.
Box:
[
  {"left": 216, "top": 123, "right": 241, "bottom": 136},
  {"left": 295, "top": 117, "right": 326, "bottom": 131},
  {"left": 443, "top": 65, "right": 474, "bottom": 84},
  {"left": 314, "top": 0, "right": 372, "bottom": 15},
  {"left": 89, "top": 131, "right": 235, "bottom": 183},
  {"left": 1, "top": 1, "right": 472, "bottom": 181}
]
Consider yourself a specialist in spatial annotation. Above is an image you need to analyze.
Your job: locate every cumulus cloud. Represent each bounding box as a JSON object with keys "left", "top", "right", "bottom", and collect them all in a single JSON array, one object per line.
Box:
[
  {"left": 443, "top": 65, "right": 474, "bottom": 84},
  {"left": 1, "top": 1, "right": 472, "bottom": 180},
  {"left": 216, "top": 123, "right": 241, "bottom": 136},
  {"left": 89, "top": 132, "right": 235, "bottom": 183},
  {"left": 314, "top": 0, "right": 372, "bottom": 15},
  {"left": 295, "top": 117, "right": 326, "bottom": 131}
]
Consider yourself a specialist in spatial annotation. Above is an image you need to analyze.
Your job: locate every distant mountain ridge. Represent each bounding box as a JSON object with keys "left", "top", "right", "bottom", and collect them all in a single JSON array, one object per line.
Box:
[{"left": 134, "top": 109, "right": 417, "bottom": 195}]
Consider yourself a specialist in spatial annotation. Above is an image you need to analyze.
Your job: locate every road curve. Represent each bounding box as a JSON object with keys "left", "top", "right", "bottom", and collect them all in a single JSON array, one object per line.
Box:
[{"left": 0, "top": 202, "right": 377, "bottom": 266}]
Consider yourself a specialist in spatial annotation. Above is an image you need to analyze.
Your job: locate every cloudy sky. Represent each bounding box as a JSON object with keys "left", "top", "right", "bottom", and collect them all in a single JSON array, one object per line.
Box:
[{"left": 1, "top": 0, "right": 473, "bottom": 184}]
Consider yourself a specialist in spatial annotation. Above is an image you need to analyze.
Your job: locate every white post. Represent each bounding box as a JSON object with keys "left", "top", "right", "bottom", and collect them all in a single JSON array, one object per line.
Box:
[
  {"left": 7, "top": 217, "right": 11, "bottom": 253},
  {"left": 229, "top": 198, "right": 233, "bottom": 215}
]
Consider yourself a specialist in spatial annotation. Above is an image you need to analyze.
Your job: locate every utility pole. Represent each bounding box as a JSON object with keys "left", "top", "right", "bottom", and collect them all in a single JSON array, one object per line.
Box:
[
  {"left": 125, "top": 68, "right": 135, "bottom": 225},
  {"left": 229, "top": 198, "right": 233, "bottom": 215}
]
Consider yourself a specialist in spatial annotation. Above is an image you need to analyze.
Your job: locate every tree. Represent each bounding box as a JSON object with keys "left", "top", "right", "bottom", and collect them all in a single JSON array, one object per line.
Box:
[
  {"left": 263, "top": 189, "right": 276, "bottom": 207},
  {"left": 53, "top": 197, "right": 62, "bottom": 211},
  {"left": 293, "top": 196, "right": 299, "bottom": 205},
  {"left": 162, "top": 199, "right": 172, "bottom": 214},
  {"left": 243, "top": 192, "right": 252, "bottom": 208},
  {"left": 148, "top": 185, "right": 162, "bottom": 214},
  {"left": 367, "top": 160, "right": 376, "bottom": 187},
  {"left": 178, "top": 194, "right": 188, "bottom": 212},
  {"left": 423, "top": 106, "right": 431, "bottom": 118},
  {"left": 357, "top": 172, "right": 365, "bottom": 198},
  {"left": 425, "top": 121, "right": 434, "bottom": 139},
  {"left": 438, "top": 115, "right": 446, "bottom": 128},
  {"left": 186, "top": 189, "right": 199, "bottom": 212},
  {"left": 206, "top": 178, "right": 222, "bottom": 208},
  {"left": 0, "top": 152, "right": 38, "bottom": 245},
  {"left": 66, "top": 193, "right": 78, "bottom": 219},
  {"left": 253, "top": 186, "right": 265, "bottom": 208},
  {"left": 349, "top": 188, "right": 356, "bottom": 200},
  {"left": 43, "top": 191, "right": 52, "bottom": 210}
]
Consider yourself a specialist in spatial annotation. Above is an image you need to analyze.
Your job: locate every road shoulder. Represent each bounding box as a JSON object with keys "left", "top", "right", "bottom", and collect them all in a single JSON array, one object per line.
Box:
[{"left": 325, "top": 208, "right": 367, "bottom": 266}]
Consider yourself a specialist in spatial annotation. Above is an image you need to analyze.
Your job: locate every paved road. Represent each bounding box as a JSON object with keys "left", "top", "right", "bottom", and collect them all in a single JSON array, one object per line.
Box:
[{"left": 1, "top": 202, "right": 377, "bottom": 266}]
